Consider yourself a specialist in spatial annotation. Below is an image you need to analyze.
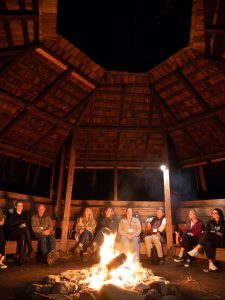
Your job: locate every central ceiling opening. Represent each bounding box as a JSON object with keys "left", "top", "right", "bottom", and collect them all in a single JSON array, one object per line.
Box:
[{"left": 57, "top": 0, "right": 193, "bottom": 73}]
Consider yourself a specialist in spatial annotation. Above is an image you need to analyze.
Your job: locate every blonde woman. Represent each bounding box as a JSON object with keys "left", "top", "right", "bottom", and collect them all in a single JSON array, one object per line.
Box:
[
  {"left": 74, "top": 208, "right": 97, "bottom": 254},
  {"left": 174, "top": 209, "right": 204, "bottom": 267}
]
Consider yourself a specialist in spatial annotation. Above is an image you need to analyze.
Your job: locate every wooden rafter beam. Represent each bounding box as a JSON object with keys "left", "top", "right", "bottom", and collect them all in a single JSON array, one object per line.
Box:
[
  {"left": 18, "top": 0, "right": 30, "bottom": 45},
  {"left": 0, "top": 43, "right": 36, "bottom": 56},
  {"left": 167, "top": 102, "right": 225, "bottom": 131},
  {"left": 0, "top": 14, "right": 38, "bottom": 21},
  {"left": 206, "top": 25, "right": 225, "bottom": 35},
  {"left": 77, "top": 125, "right": 162, "bottom": 132},
  {"left": 38, "top": 45, "right": 96, "bottom": 89},
  {"left": 68, "top": 89, "right": 97, "bottom": 124},
  {"left": 76, "top": 160, "right": 163, "bottom": 169},
  {"left": 0, "top": 89, "right": 72, "bottom": 130},
  {"left": 177, "top": 69, "right": 225, "bottom": 133},
  {"left": 181, "top": 149, "right": 225, "bottom": 167},
  {"left": 32, "top": 67, "right": 73, "bottom": 104},
  {"left": 0, "top": 142, "right": 54, "bottom": 164}
]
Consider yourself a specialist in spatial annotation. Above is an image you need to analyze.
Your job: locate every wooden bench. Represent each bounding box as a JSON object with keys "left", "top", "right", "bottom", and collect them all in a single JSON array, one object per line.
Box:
[{"left": 5, "top": 240, "right": 39, "bottom": 255}]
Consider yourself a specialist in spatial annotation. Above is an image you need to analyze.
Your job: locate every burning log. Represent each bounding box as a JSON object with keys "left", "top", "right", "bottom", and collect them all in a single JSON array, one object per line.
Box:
[
  {"left": 104, "top": 252, "right": 127, "bottom": 280},
  {"left": 105, "top": 253, "right": 127, "bottom": 273}
]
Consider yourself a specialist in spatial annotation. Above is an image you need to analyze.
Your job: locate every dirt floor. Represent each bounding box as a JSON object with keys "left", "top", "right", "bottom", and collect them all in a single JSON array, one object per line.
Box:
[{"left": 0, "top": 254, "right": 225, "bottom": 300}]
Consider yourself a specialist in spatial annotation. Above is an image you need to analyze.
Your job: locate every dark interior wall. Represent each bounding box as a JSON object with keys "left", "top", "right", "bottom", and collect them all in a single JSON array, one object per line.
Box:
[
  {"left": 204, "top": 162, "right": 225, "bottom": 199},
  {"left": 1, "top": 153, "right": 225, "bottom": 201},
  {"left": 0, "top": 154, "right": 52, "bottom": 197}
]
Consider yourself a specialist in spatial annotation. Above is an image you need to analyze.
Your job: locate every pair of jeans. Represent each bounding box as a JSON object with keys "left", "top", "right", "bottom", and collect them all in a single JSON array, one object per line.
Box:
[
  {"left": 33, "top": 233, "right": 56, "bottom": 256},
  {"left": 79, "top": 229, "right": 93, "bottom": 250},
  {"left": 93, "top": 227, "right": 111, "bottom": 247},
  {"left": 199, "top": 232, "right": 225, "bottom": 259},
  {"left": 120, "top": 235, "right": 140, "bottom": 259}
]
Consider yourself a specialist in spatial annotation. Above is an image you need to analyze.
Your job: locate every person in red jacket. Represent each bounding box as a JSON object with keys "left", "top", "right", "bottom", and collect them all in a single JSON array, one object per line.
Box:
[{"left": 174, "top": 209, "right": 204, "bottom": 267}]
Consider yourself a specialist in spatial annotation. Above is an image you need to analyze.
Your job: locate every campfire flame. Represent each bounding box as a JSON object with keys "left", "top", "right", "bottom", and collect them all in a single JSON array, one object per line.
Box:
[{"left": 88, "top": 233, "right": 142, "bottom": 290}]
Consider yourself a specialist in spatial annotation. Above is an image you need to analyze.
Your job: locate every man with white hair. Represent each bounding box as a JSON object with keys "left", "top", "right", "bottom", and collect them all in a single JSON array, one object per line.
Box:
[
  {"left": 144, "top": 207, "right": 166, "bottom": 264},
  {"left": 31, "top": 204, "right": 58, "bottom": 265}
]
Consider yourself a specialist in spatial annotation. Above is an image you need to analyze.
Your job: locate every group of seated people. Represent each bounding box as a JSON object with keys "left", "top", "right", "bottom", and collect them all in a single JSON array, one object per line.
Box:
[
  {"left": 73, "top": 206, "right": 166, "bottom": 264},
  {"left": 174, "top": 208, "right": 225, "bottom": 272},
  {"left": 1, "top": 201, "right": 225, "bottom": 273},
  {"left": 0, "top": 201, "right": 58, "bottom": 269}
]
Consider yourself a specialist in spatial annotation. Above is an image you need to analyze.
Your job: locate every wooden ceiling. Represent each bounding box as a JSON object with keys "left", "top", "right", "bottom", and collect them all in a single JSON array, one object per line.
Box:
[{"left": 0, "top": 0, "right": 225, "bottom": 169}]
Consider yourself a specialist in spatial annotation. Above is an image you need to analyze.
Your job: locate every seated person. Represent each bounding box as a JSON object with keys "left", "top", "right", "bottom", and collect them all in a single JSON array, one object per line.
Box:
[
  {"left": 0, "top": 207, "right": 7, "bottom": 269},
  {"left": 118, "top": 207, "right": 141, "bottom": 261},
  {"left": 5, "top": 201, "right": 33, "bottom": 265},
  {"left": 31, "top": 204, "right": 58, "bottom": 265},
  {"left": 188, "top": 208, "right": 225, "bottom": 272},
  {"left": 144, "top": 207, "right": 166, "bottom": 265},
  {"left": 174, "top": 209, "right": 204, "bottom": 267},
  {"left": 74, "top": 208, "right": 97, "bottom": 255},
  {"left": 87, "top": 207, "right": 118, "bottom": 256}
]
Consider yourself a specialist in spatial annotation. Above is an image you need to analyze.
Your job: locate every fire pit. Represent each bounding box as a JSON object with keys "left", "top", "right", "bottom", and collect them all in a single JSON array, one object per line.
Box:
[{"left": 26, "top": 234, "right": 181, "bottom": 300}]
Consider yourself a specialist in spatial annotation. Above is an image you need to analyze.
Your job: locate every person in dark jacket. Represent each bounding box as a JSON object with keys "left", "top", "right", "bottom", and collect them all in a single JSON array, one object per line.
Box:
[
  {"left": 188, "top": 208, "right": 225, "bottom": 272},
  {"left": 174, "top": 209, "right": 204, "bottom": 267},
  {"left": 0, "top": 208, "right": 7, "bottom": 269},
  {"left": 87, "top": 207, "right": 118, "bottom": 256},
  {"left": 5, "top": 201, "right": 33, "bottom": 265}
]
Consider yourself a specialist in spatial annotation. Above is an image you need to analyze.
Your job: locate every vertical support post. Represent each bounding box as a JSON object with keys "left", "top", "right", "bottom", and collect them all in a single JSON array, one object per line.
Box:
[
  {"left": 54, "top": 144, "right": 66, "bottom": 218},
  {"left": 114, "top": 166, "right": 118, "bottom": 201},
  {"left": 49, "top": 162, "right": 56, "bottom": 203},
  {"left": 198, "top": 165, "right": 208, "bottom": 194},
  {"left": 163, "top": 168, "right": 173, "bottom": 250},
  {"left": 162, "top": 132, "right": 173, "bottom": 251},
  {"left": 60, "top": 132, "right": 76, "bottom": 252}
]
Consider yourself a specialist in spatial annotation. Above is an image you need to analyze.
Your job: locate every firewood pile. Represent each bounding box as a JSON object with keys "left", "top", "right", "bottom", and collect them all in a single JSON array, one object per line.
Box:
[{"left": 26, "top": 262, "right": 182, "bottom": 300}]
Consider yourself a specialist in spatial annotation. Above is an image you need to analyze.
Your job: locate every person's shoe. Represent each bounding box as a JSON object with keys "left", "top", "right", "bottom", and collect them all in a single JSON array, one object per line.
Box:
[
  {"left": 187, "top": 248, "right": 199, "bottom": 257},
  {"left": 47, "top": 250, "right": 59, "bottom": 265},
  {"left": 202, "top": 268, "right": 218, "bottom": 273},
  {"left": 0, "top": 263, "right": 7, "bottom": 269},
  {"left": 87, "top": 244, "right": 95, "bottom": 255},
  {"left": 159, "top": 258, "right": 165, "bottom": 265},
  {"left": 174, "top": 256, "right": 184, "bottom": 262},
  {"left": 27, "top": 248, "right": 34, "bottom": 258},
  {"left": 203, "top": 265, "right": 218, "bottom": 272},
  {"left": 74, "top": 244, "right": 83, "bottom": 255},
  {"left": 184, "top": 258, "right": 191, "bottom": 267}
]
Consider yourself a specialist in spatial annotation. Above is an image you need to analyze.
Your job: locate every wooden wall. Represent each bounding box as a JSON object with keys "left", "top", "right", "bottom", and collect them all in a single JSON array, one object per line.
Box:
[
  {"left": 1, "top": 190, "right": 225, "bottom": 229},
  {"left": 175, "top": 199, "right": 225, "bottom": 224}
]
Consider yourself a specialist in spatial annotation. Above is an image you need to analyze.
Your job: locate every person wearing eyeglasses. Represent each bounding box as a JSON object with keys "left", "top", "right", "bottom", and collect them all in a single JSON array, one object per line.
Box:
[{"left": 188, "top": 208, "right": 225, "bottom": 272}]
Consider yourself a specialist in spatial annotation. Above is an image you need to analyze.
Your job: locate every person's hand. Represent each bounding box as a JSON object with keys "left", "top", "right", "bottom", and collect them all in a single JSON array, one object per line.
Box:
[
  {"left": 156, "top": 232, "right": 161, "bottom": 237},
  {"left": 19, "top": 223, "right": 26, "bottom": 228},
  {"left": 127, "top": 234, "right": 134, "bottom": 239},
  {"left": 79, "top": 229, "right": 84, "bottom": 235},
  {"left": 216, "top": 232, "right": 223, "bottom": 237},
  {"left": 43, "top": 229, "right": 50, "bottom": 236},
  {"left": 0, "top": 219, "right": 4, "bottom": 225}
]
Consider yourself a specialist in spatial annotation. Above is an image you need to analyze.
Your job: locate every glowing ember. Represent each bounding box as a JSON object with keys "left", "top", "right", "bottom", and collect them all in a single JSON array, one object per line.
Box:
[{"left": 83, "top": 233, "right": 145, "bottom": 290}]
